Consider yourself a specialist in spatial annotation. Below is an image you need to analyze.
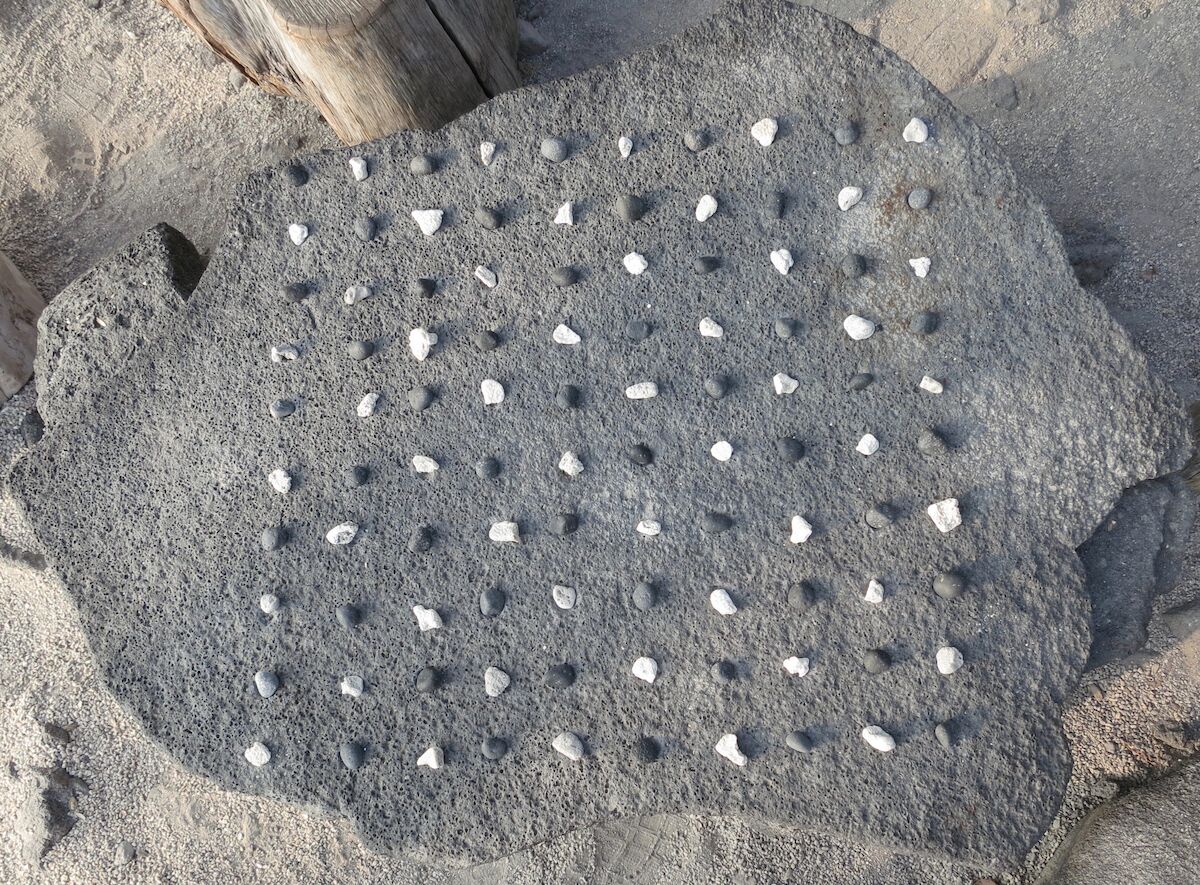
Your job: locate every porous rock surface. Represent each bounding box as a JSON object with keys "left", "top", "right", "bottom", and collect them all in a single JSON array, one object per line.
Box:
[{"left": 8, "top": 0, "right": 1190, "bottom": 868}]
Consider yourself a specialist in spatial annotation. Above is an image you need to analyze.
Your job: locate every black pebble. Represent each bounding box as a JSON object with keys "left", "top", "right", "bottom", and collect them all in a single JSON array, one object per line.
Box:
[
  {"left": 540, "top": 137, "right": 568, "bottom": 162},
  {"left": 480, "top": 586, "right": 507, "bottom": 617},
  {"left": 933, "top": 571, "right": 966, "bottom": 600},
  {"left": 625, "top": 319, "right": 651, "bottom": 341},
  {"left": 549, "top": 512, "right": 579, "bottom": 536},
  {"left": 408, "top": 385, "right": 435, "bottom": 411},
  {"left": 335, "top": 604, "right": 361, "bottom": 628},
  {"left": 627, "top": 444, "right": 654, "bottom": 466},
  {"left": 776, "top": 437, "right": 805, "bottom": 462},
  {"left": 786, "top": 730, "right": 814, "bottom": 752},
  {"left": 476, "top": 456, "right": 501, "bottom": 479},
  {"left": 482, "top": 737, "right": 509, "bottom": 760},
  {"left": 280, "top": 282, "right": 307, "bottom": 302},
  {"left": 767, "top": 191, "right": 786, "bottom": 219},
  {"left": 614, "top": 193, "right": 647, "bottom": 222},
  {"left": 908, "top": 187, "right": 933, "bottom": 210},
  {"left": 704, "top": 376, "right": 729, "bottom": 399},
  {"left": 556, "top": 384, "right": 582, "bottom": 409},
  {"left": 935, "top": 722, "right": 954, "bottom": 749},
  {"left": 552, "top": 266, "right": 578, "bottom": 287},
  {"left": 20, "top": 410, "right": 44, "bottom": 445},
  {"left": 633, "top": 581, "right": 657, "bottom": 611},
  {"left": 841, "top": 253, "right": 867, "bottom": 278},
  {"left": 711, "top": 660, "right": 736, "bottom": 684},
  {"left": 848, "top": 372, "right": 874, "bottom": 391},
  {"left": 339, "top": 742, "right": 365, "bottom": 770},
  {"left": 415, "top": 667, "right": 440, "bottom": 693},
  {"left": 694, "top": 256, "right": 721, "bottom": 274},
  {"left": 910, "top": 311, "right": 939, "bottom": 334},
  {"left": 474, "top": 330, "right": 501, "bottom": 351},
  {"left": 863, "top": 649, "right": 891, "bottom": 674},
  {"left": 344, "top": 465, "right": 369, "bottom": 488},
  {"left": 284, "top": 164, "right": 308, "bottom": 186},
  {"left": 261, "top": 526, "right": 286, "bottom": 551},
  {"left": 701, "top": 512, "right": 733, "bottom": 533},
  {"left": 347, "top": 340, "right": 374, "bottom": 361},
  {"left": 788, "top": 582, "right": 815, "bottom": 610},
  {"left": 834, "top": 120, "right": 860, "bottom": 145},
  {"left": 409, "top": 154, "right": 435, "bottom": 175},
  {"left": 918, "top": 427, "right": 948, "bottom": 455},
  {"left": 408, "top": 525, "right": 433, "bottom": 554},
  {"left": 269, "top": 399, "right": 295, "bottom": 419},
  {"left": 637, "top": 736, "right": 661, "bottom": 763},
  {"left": 684, "top": 128, "right": 709, "bottom": 152},
  {"left": 865, "top": 503, "right": 894, "bottom": 530},
  {"left": 544, "top": 663, "right": 576, "bottom": 689},
  {"left": 353, "top": 217, "right": 376, "bottom": 241},
  {"left": 774, "top": 317, "right": 795, "bottom": 339},
  {"left": 411, "top": 277, "right": 436, "bottom": 298},
  {"left": 475, "top": 207, "right": 501, "bottom": 230}
]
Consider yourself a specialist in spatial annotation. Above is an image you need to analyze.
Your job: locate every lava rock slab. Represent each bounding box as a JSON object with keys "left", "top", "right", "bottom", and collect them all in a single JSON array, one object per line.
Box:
[{"left": 7, "top": 0, "right": 1190, "bottom": 869}]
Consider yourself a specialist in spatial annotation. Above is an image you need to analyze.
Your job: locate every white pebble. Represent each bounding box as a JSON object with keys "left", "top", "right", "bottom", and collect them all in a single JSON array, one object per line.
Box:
[
  {"left": 287, "top": 223, "right": 308, "bottom": 245},
  {"left": 783, "top": 656, "right": 810, "bottom": 677},
  {"left": 618, "top": 135, "right": 633, "bottom": 158},
  {"left": 773, "top": 372, "right": 799, "bottom": 395},
  {"left": 903, "top": 117, "right": 929, "bottom": 143},
  {"left": 715, "top": 733, "right": 747, "bottom": 767},
  {"left": 558, "top": 451, "right": 584, "bottom": 477},
  {"left": 856, "top": 433, "right": 879, "bottom": 456},
  {"left": 343, "top": 284, "right": 372, "bottom": 305},
  {"left": 552, "top": 584, "right": 577, "bottom": 610},
  {"left": 489, "top": 521, "right": 520, "bottom": 544},
  {"left": 711, "top": 440, "right": 733, "bottom": 462},
  {"left": 699, "top": 316, "right": 724, "bottom": 338},
  {"left": 625, "top": 381, "right": 658, "bottom": 400},
  {"left": 909, "top": 256, "right": 931, "bottom": 278},
  {"left": 409, "top": 327, "right": 438, "bottom": 361},
  {"left": 340, "top": 675, "right": 364, "bottom": 698},
  {"left": 919, "top": 375, "right": 945, "bottom": 395},
  {"left": 481, "top": 378, "right": 505, "bottom": 405},
  {"left": 937, "top": 646, "right": 964, "bottom": 675},
  {"left": 479, "top": 141, "right": 496, "bottom": 166},
  {"left": 636, "top": 519, "right": 661, "bottom": 537},
  {"left": 553, "top": 732, "right": 585, "bottom": 761},
  {"left": 843, "top": 315, "right": 875, "bottom": 340},
  {"left": 552, "top": 323, "right": 581, "bottom": 345},
  {"left": 863, "top": 578, "right": 884, "bottom": 604},
  {"left": 751, "top": 117, "right": 779, "bottom": 146},
  {"left": 356, "top": 392, "right": 380, "bottom": 418},
  {"left": 837, "top": 186, "right": 863, "bottom": 211},
  {"left": 862, "top": 725, "right": 896, "bottom": 752},
  {"left": 270, "top": 343, "right": 299, "bottom": 363},
  {"left": 258, "top": 593, "right": 280, "bottom": 614},
  {"left": 709, "top": 588, "right": 737, "bottom": 616},
  {"left": 789, "top": 515, "right": 813, "bottom": 544},
  {"left": 623, "top": 252, "right": 648, "bottom": 275},
  {"left": 244, "top": 742, "right": 271, "bottom": 767},
  {"left": 325, "top": 522, "right": 358, "bottom": 545},
  {"left": 267, "top": 469, "right": 291, "bottom": 494},
  {"left": 412, "top": 455, "right": 439, "bottom": 474},
  {"left": 484, "top": 666, "right": 510, "bottom": 697},
  {"left": 417, "top": 746, "right": 444, "bottom": 770},
  {"left": 927, "top": 498, "right": 962, "bottom": 533},
  {"left": 696, "top": 194, "right": 718, "bottom": 222},
  {"left": 411, "top": 209, "right": 443, "bottom": 236},
  {"left": 348, "top": 156, "right": 369, "bottom": 181},
  {"left": 770, "top": 248, "right": 793, "bottom": 275},
  {"left": 412, "top": 605, "right": 442, "bottom": 632},
  {"left": 631, "top": 656, "right": 659, "bottom": 684},
  {"left": 474, "top": 265, "right": 498, "bottom": 288},
  {"left": 554, "top": 202, "right": 574, "bottom": 225}
]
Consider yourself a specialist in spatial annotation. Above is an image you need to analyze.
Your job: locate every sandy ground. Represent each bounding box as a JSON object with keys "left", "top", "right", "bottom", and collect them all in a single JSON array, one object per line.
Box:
[{"left": 1, "top": 0, "right": 1198, "bottom": 882}]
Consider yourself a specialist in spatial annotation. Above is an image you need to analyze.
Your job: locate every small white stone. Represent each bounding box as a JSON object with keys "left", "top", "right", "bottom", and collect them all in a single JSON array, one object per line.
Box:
[
  {"left": 489, "top": 521, "right": 520, "bottom": 544},
  {"left": 270, "top": 343, "right": 299, "bottom": 363},
  {"left": 484, "top": 666, "right": 510, "bottom": 697},
  {"left": 325, "top": 522, "right": 358, "bottom": 545},
  {"left": 863, "top": 578, "right": 885, "bottom": 604},
  {"left": 919, "top": 375, "right": 945, "bottom": 395},
  {"left": 711, "top": 440, "right": 733, "bottom": 462},
  {"left": 770, "top": 248, "right": 793, "bottom": 275},
  {"left": 552, "top": 323, "right": 581, "bottom": 345},
  {"left": 928, "top": 498, "right": 962, "bottom": 533},
  {"left": 348, "top": 156, "right": 369, "bottom": 181},
  {"left": 618, "top": 135, "right": 633, "bottom": 158},
  {"left": 773, "top": 373, "right": 799, "bottom": 395},
  {"left": 789, "top": 515, "right": 813, "bottom": 544},
  {"left": 411, "top": 209, "right": 443, "bottom": 236},
  {"left": 715, "top": 733, "right": 747, "bottom": 767},
  {"left": 909, "top": 256, "right": 931, "bottom": 278},
  {"left": 552, "top": 584, "right": 577, "bottom": 610},
  {"left": 558, "top": 451, "right": 584, "bottom": 477},
  {"left": 699, "top": 316, "right": 724, "bottom": 338},
  {"left": 625, "top": 381, "right": 658, "bottom": 400},
  {"left": 623, "top": 252, "right": 648, "bottom": 275},
  {"left": 709, "top": 588, "right": 737, "bottom": 616},
  {"left": 409, "top": 327, "right": 438, "bottom": 361},
  {"left": 244, "top": 742, "right": 271, "bottom": 767},
  {"left": 481, "top": 378, "right": 505, "bottom": 405},
  {"left": 631, "top": 656, "right": 658, "bottom": 684},
  {"left": 480, "top": 141, "right": 496, "bottom": 166},
  {"left": 474, "top": 265, "right": 498, "bottom": 288},
  {"left": 837, "top": 186, "right": 863, "bottom": 211},
  {"left": 356, "top": 392, "right": 380, "bottom": 418},
  {"left": 267, "top": 469, "right": 291, "bottom": 494},
  {"left": 856, "top": 433, "right": 879, "bottom": 456},
  {"left": 937, "top": 646, "right": 964, "bottom": 675},
  {"left": 553, "top": 732, "right": 585, "bottom": 761},
  {"left": 696, "top": 194, "right": 718, "bottom": 222},
  {"left": 862, "top": 725, "right": 896, "bottom": 752},
  {"left": 554, "top": 202, "right": 574, "bottom": 225},
  {"left": 783, "top": 656, "right": 810, "bottom": 677},
  {"left": 412, "top": 455, "right": 439, "bottom": 474},
  {"left": 417, "top": 746, "right": 444, "bottom": 770},
  {"left": 903, "top": 116, "right": 929, "bottom": 143},
  {"left": 258, "top": 593, "right": 280, "bottom": 615},
  {"left": 751, "top": 117, "right": 779, "bottom": 146},
  {"left": 343, "top": 284, "right": 372, "bottom": 305},
  {"left": 287, "top": 223, "right": 308, "bottom": 245},
  {"left": 340, "top": 675, "right": 364, "bottom": 698},
  {"left": 843, "top": 315, "right": 875, "bottom": 340},
  {"left": 413, "top": 605, "right": 442, "bottom": 632},
  {"left": 636, "top": 520, "right": 661, "bottom": 537}
]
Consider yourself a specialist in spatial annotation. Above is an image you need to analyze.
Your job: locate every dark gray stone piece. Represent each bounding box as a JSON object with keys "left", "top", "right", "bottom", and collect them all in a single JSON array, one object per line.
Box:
[
  {"left": 632, "top": 581, "right": 657, "bottom": 610},
  {"left": 480, "top": 586, "right": 506, "bottom": 617},
  {"left": 786, "top": 731, "right": 813, "bottom": 752},
  {"left": 482, "top": 737, "right": 508, "bottom": 760}
]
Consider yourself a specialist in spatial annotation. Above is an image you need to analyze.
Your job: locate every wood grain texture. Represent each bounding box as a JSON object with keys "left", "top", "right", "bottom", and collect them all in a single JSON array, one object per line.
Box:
[{"left": 0, "top": 251, "right": 45, "bottom": 402}]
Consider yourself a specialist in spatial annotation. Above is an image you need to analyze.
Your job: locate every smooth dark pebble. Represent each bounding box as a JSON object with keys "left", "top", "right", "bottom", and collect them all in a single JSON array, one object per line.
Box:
[
  {"left": 848, "top": 372, "right": 874, "bottom": 391},
  {"left": 344, "top": 465, "right": 369, "bottom": 488},
  {"left": 933, "top": 571, "right": 966, "bottom": 600},
  {"left": 704, "top": 376, "right": 729, "bottom": 399},
  {"left": 474, "top": 329, "right": 501, "bottom": 351},
  {"left": 475, "top": 456, "right": 501, "bottom": 479},
  {"left": 408, "top": 525, "right": 433, "bottom": 554},
  {"left": 841, "top": 253, "right": 866, "bottom": 278},
  {"left": 910, "top": 311, "right": 939, "bottom": 334},
  {"left": 347, "top": 340, "right": 374, "bottom": 361},
  {"left": 776, "top": 437, "right": 805, "bottom": 462},
  {"left": 411, "top": 277, "right": 436, "bottom": 298},
  {"left": 552, "top": 266, "right": 578, "bottom": 287},
  {"left": 556, "top": 384, "right": 582, "bottom": 409},
  {"left": 694, "top": 255, "right": 721, "bottom": 274},
  {"left": 788, "top": 582, "right": 815, "bottom": 610},
  {"left": 935, "top": 722, "right": 954, "bottom": 749},
  {"left": 20, "top": 411, "right": 44, "bottom": 445},
  {"left": 475, "top": 207, "right": 501, "bottom": 230},
  {"left": 254, "top": 670, "right": 279, "bottom": 698},
  {"left": 767, "top": 191, "right": 786, "bottom": 219},
  {"left": 540, "top": 137, "right": 568, "bottom": 162},
  {"left": 261, "top": 526, "right": 285, "bottom": 551},
  {"left": 408, "top": 386, "right": 435, "bottom": 411},
  {"left": 544, "top": 663, "right": 576, "bottom": 688},
  {"left": 684, "top": 128, "right": 709, "bottom": 152},
  {"left": 284, "top": 164, "right": 308, "bottom": 186},
  {"left": 280, "top": 282, "right": 307, "bottom": 302},
  {"left": 353, "top": 217, "right": 376, "bottom": 241},
  {"left": 549, "top": 512, "right": 579, "bottom": 536},
  {"left": 918, "top": 427, "right": 948, "bottom": 455},
  {"left": 865, "top": 503, "right": 894, "bottom": 529},
  {"left": 701, "top": 511, "right": 733, "bottom": 533},
  {"left": 409, "top": 154, "right": 435, "bottom": 175},
  {"left": 335, "top": 604, "right": 361, "bottom": 628},
  {"left": 637, "top": 736, "right": 661, "bottom": 763},
  {"left": 482, "top": 737, "right": 509, "bottom": 760},
  {"left": 774, "top": 317, "right": 795, "bottom": 339},
  {"left": 863, "top": 649, "right": 891, "bottom": 674},
  {"left": 633, "top": 581, "right": 657, "bottom": 611},
  {"left": 269, "top": 399, "right": 295, "bottom": 419},
  {"left": 834, "top": 121, "right": 859, "bottom": 145},
  {"left": 711, "top": 660, "right": 736, "bottom": 684},
  {"left": 627, "top": 444, "right": 654, "bottom": 466},
  {"left": 480, "top": 586, "right": 507, "bottom": 617},
  {"left": 614, "top": 193, "right": 647, "bottom": 222},
  {"left": 415, "top": 667, "right": 440, "bottom": 693},
  {"left": 786, "top": 730, "right": 814, "bottom": 752},
  {"left": 908, "top": 187, "right": 933, "bottom": 210},
  {"left": 339, "top": 741, "right": 365, "bottom": 770},
  {"left": 625, "top": 319, "right": 650, "bottom": 341}
]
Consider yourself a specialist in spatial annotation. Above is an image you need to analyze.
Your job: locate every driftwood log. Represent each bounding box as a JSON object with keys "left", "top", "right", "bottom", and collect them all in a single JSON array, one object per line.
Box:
[
  {"left": 0, "top": 251, "right": 45, "bottom": 405},
  {"left": 160, "top": 0, "right": 521, "bottom": 144}
]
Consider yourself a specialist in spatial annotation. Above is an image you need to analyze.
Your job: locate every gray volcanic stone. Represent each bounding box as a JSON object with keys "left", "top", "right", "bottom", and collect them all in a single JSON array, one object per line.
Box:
[{"left": 8, "top": 0, "right": 1190, "bottom": 869}]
